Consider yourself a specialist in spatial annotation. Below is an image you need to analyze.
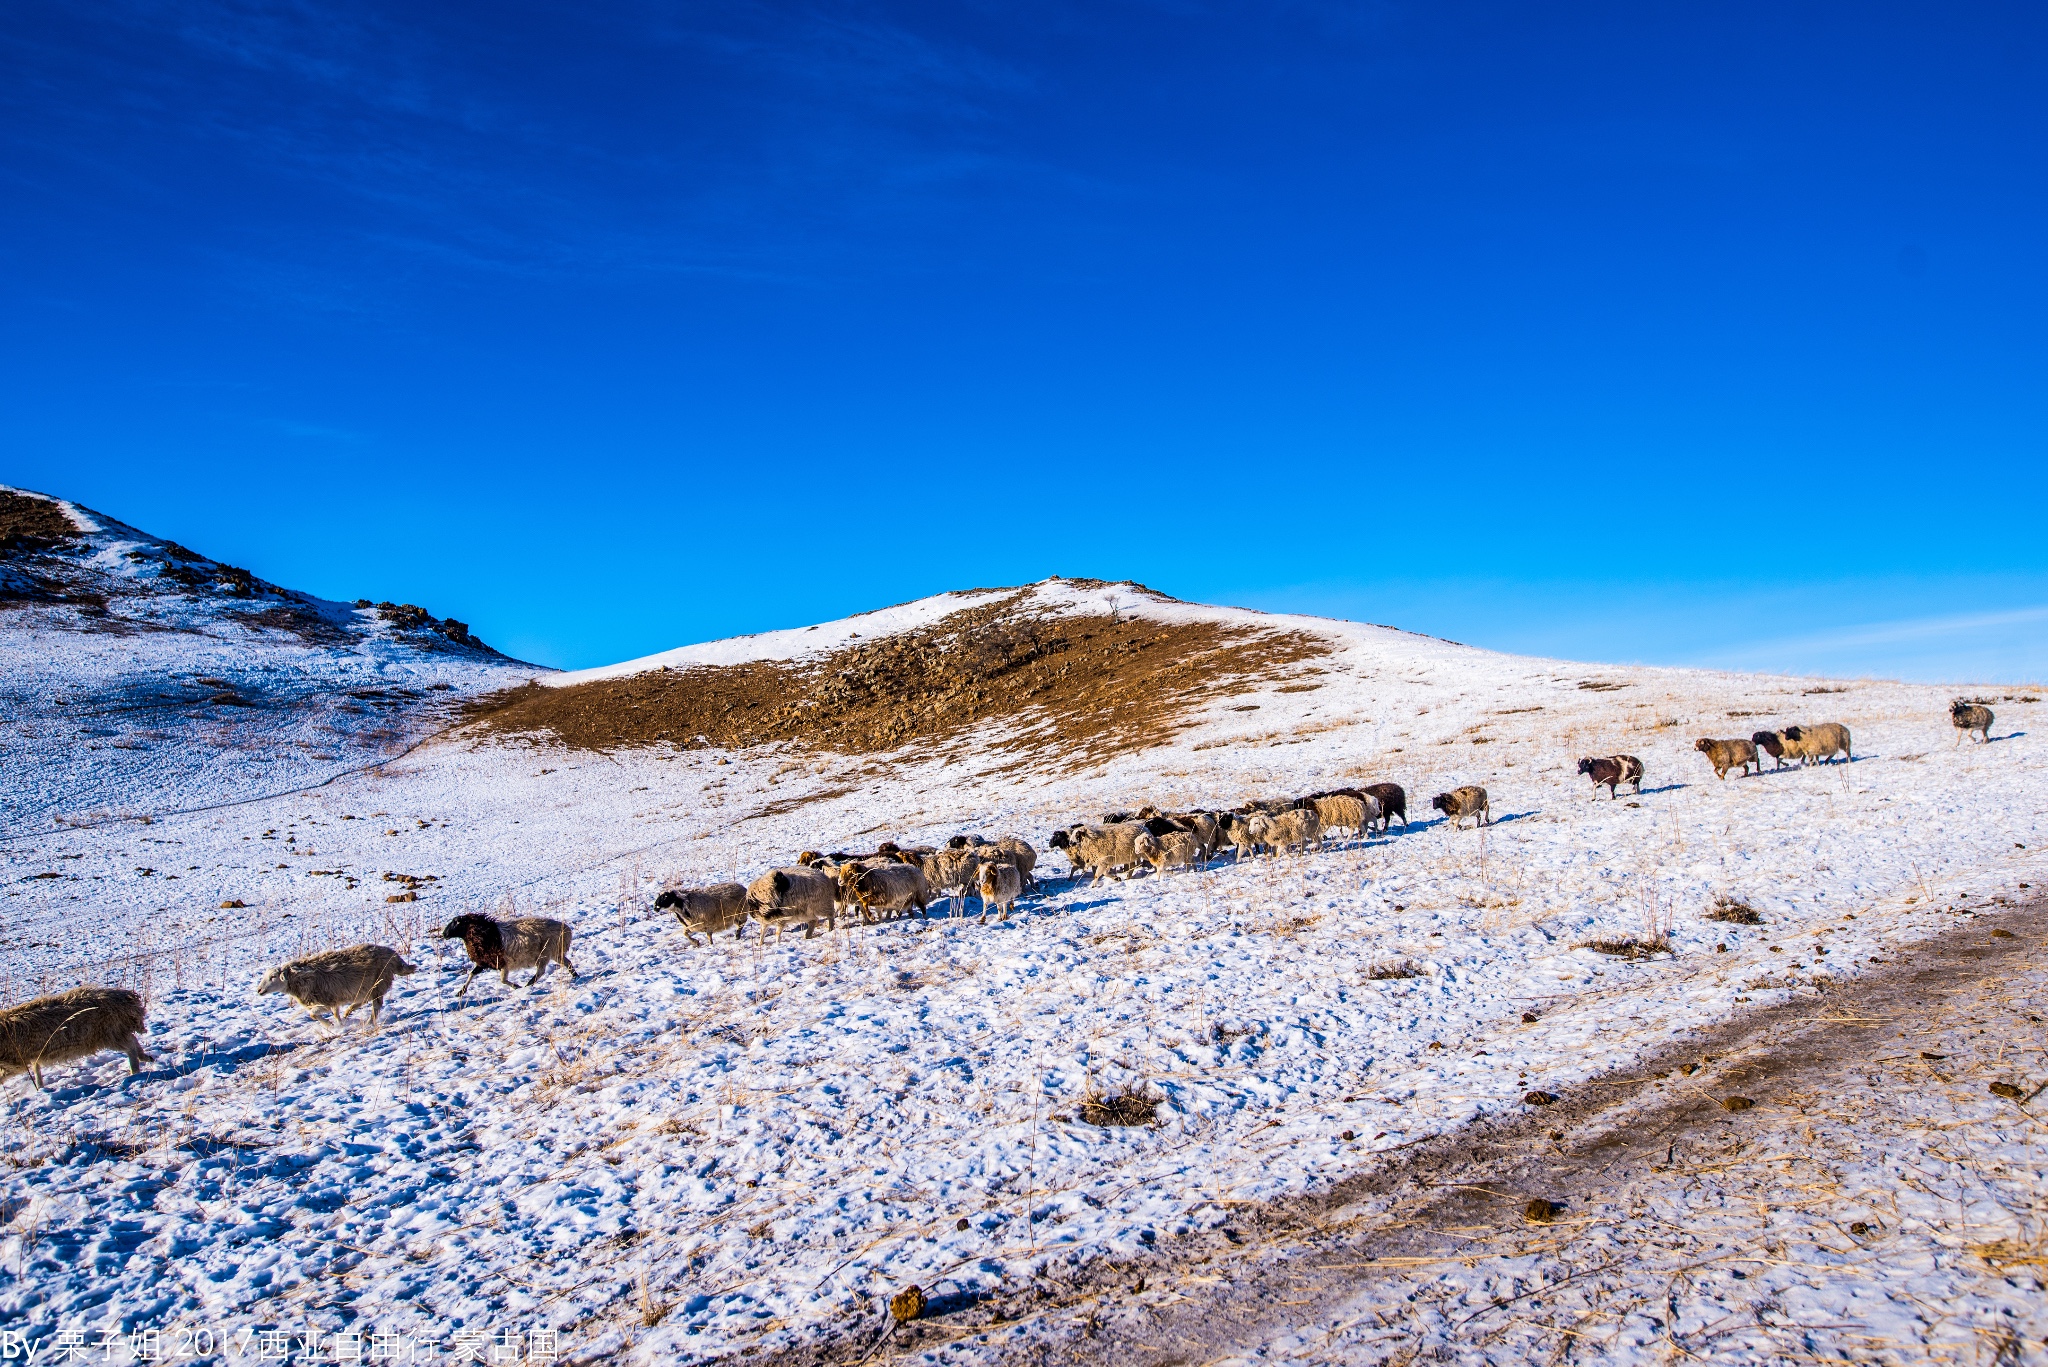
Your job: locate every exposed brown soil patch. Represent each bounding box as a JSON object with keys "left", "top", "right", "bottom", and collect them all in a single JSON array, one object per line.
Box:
[
  {"left": 0, "top": 492, "right": 78, "bottom": 555},
  {"left": 465, "top": 592, "right": 1329, "bottom": 763}
]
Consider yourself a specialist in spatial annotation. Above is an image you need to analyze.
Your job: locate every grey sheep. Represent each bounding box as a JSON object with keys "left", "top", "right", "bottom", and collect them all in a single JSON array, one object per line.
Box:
[
  {"left": 255, "top": 944, "right": 416, "bottom": 1030},
  {"left": 0, "top": 987, "right": 153, "bottom": 1090},
  {"left": 440, "top": 914, "right": 578, "bottom": 996},
  {"left": 919, "top": 846, "right": 993, "bottom": 916},
  {"left": 1694, "top": 737, "right": 1759, "bottom": 780},
  {"left": 1430, "top": 785, "right": 1491, "bottom": 829},
  {"left": 1218, "top": 811, "right": 1263, "bottom": 860},
  {"left": 745, "top": 867, "right": 840, "bottom": 939},
  {"left": 1048, "top": 823, "right": 1147, "bottom": 883},
  {"left": 655, "top": 883, "right": 750, "bottom": 945},
  {"left": 993, "top": 835, "right": 1038, "bottom": 889},
  {"left": 1951, "top": 699, "right": 1995, "bottom": 744}
]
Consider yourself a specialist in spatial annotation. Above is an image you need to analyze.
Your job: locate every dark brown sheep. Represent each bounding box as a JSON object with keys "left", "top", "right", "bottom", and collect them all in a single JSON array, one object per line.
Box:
[
  {"left": 1361, "top": 782, "right": 1408, "bottom": 832},
  {"left": 440, "top": 913, "right": 577, "bottom": 996},
  {"left": 1576, "top": 755, "right": 1644, "bottom": 798}
]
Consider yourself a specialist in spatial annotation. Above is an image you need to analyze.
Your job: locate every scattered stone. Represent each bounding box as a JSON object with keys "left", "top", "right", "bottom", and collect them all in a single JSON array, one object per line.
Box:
[
  {"left": 1524, "top": 1090, "right": 1559, "bottom": 1106},
  {"left": 1722, "top": 1096, "right": 1755, "bottom": 1112},
  {"left": 1524, "top": 1198, "right": 1563, "bottom": 1223}
]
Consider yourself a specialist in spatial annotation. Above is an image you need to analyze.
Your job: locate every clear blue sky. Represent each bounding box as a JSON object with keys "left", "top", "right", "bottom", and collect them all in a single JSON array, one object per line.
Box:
[{"left": 6, "top": 2, "right": 2046, "bottom": 680}]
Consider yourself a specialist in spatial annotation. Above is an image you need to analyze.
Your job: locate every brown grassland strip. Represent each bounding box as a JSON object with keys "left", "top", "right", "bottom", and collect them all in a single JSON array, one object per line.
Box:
[{"left": 463, "top": 593, "right": 1329, "bottom": 765}]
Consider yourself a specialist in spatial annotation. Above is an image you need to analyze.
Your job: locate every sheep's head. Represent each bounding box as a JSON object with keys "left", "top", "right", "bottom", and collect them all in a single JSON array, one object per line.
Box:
[
  {"left": 440, "top": 914, "right": 488, "bottom": 940},
  {"left": 1047, "top": 829, "right": 1070, "bottom": 850},
  {"left": 254, "top": 966, "right": 289, "bottom": 997},
  {"left": 1430, "top": 793, "right": 1455, "bottom": 814},
  {"left": 947, "top": 835, "right": 970, "bottom": 849},
  {"left": 1751, "top": 731, "right": 1781, "bottom": 754},
  {"left": 797, "top": 850, "right": 822, "bottom": 866},
  {"left": 1694, "top": 738, "right": 1714, "bottom": 753},
  {"left": 653, "top": 889, "right": 682, "bottom": 911},
  {"left": 1782, "top": 725, "right": 1805, "bottom": 741}
]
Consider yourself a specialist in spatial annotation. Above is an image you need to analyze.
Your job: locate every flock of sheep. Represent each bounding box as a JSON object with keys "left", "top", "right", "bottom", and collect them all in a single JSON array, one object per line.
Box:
[{"left": 0, "top": 698, "right": 2006, "bottom": 1091}]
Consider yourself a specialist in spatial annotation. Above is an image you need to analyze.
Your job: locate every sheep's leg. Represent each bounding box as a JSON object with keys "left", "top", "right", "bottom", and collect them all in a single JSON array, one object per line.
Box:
[
  {"left": 526, "top": 967, "right": 545, "bottom": 988},
  {"left": 368, "top": 997, "right": 383, "bottom": 1030},
  {"left": 459, "top": 965, "right": 481, "bottom": 998},
  {"left": 124, "top": 1035, "right": 152, "bottom": 1072}
]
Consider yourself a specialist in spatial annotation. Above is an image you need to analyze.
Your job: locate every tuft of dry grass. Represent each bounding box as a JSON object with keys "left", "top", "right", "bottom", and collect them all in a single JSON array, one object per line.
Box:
[
  {"left": 1706, "top": 896, "right": 1764, "bottom": 925},
  {"left": 1575, "top": 935, "right": 1672, "bottom": 960},
  {"left": 1366, "top": 958, "right": 1422, "bottom": 980},
  {"left": 1079, "top": 1088, "right": 1161, "bottom": 1127}
]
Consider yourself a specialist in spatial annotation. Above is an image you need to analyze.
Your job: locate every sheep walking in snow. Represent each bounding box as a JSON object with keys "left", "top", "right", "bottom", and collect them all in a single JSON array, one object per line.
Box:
[
  {"left": 655, "top": 883, "right": 749, "bottom": 945},
  {"left": 1362, "top": 782, "right": 1408, "bottom": 832},
  {"left": 1694, "top": 737, "right": 1759, "bottom": 780},
  {"left": 1431, "top": 785, "right": 1491, "bottom": 829},
  {"left": 1219, "top": 811, "right": 1264, "bottom": 860},
  {"left": 1785, "top": 722, "right": 1851, "bottom": 765},
  {"left": 1049, "top": 822, "right": 1147, "bottom": 883},
  {"left": 440, "top": 914, "right": 577, "bottom": 996},
  {"left": 836, "top": 861, "right": 929, "bottom": 923},
  {"left": 256, "top": 944, "right": 416, "bottom": 1031},
  {"left": 1951, "top": 699, "right": 1995, "bottom": 744},
  {"left": 0, "top": 987, "right": 153, "bottom": 1089},
  {"left": 1304, "top": 792, "right": 1378, "bottom": 840},
  {"left": 993, "top": 835, "right": 1038, "bottom": 889},
  {"left": 1251, "top": 806, "right": 1322, "bottom": 853},
  {"left": 1751, "top": 730, "right": 1799, "bottom": 770},
  {"left": 1576, "top": 755, "right": 1644, "bottom": 798},
  {"left": 1133, "top": 827, "right": 1201, "bottom": 876},
  {"left": 976, "top": 860, "right": 1025, "bottom": 923},
  {"left": 918, "top": 846, "right": 993, "bottom": 916},
  {"left": 746, "top": 866, "right": 841, "bottom": 938}
]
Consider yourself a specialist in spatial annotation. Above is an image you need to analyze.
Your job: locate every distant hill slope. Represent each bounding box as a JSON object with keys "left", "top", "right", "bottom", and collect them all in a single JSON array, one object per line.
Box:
[{"left": 0, "top": 485, "right": 538, "bottom": 835}]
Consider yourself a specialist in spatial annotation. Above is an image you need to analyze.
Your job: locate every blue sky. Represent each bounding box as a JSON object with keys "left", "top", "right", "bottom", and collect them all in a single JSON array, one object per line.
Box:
[{"left": 4, "top": 2, "right": 2045, "bottom": 680}]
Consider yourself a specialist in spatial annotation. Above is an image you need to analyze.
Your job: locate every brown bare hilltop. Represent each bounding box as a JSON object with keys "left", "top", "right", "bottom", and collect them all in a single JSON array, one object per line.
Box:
[{"left": 466, "top": 588, "right": 1331, "bottom": 764}]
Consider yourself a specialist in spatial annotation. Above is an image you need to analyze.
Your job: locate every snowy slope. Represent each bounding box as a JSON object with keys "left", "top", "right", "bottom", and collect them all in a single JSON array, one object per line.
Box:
[
  {"left": 1, "top": 571, "right": 2044, "bottom": 1363},
  {"left": 0, "top": 485, "right": 539, "bottom": 837}
]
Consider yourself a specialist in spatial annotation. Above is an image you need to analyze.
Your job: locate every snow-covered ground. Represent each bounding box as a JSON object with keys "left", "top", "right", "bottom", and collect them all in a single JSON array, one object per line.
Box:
[{"left": 1, "top": 575, "right": 2043, "bottom": 1363}]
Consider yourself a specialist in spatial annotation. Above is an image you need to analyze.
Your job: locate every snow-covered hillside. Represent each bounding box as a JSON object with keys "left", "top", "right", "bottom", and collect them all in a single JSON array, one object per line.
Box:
[
  {"left": 1, "top": 565, "right": 2043, "bottom": 1363},
  {"left": 0, "top": 485, "right": 537, "bottom": 838}
]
